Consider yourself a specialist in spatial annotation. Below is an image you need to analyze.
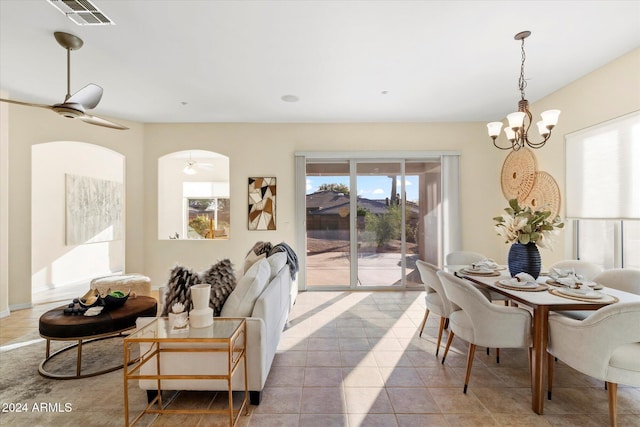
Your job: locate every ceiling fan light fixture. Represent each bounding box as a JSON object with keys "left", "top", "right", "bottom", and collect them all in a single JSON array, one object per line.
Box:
[{"left": 183, "top": 156, "right": 198, "bottom": 175}]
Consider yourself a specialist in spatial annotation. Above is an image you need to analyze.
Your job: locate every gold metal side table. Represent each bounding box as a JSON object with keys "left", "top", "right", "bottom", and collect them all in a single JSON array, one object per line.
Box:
[{"left": 123, "top": 317, "right": 248, "bottom": 426}]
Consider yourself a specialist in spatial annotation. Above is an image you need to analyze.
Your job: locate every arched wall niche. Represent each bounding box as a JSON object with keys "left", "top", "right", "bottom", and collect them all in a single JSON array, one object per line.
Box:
[
  {"left": 31, "top": 141, "right": 125, "bottom": 295},
  {"left": 158, "top": 150, "right": 230, "bottom": 240}
]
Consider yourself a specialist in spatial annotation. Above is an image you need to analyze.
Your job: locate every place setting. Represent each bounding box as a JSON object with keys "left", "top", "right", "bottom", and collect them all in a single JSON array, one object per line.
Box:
[
  {"left": 545, "top": 267, "right": 604, "bottom": 290},
  {"left": 459, "top": 258, "right": 503, "bottom": 277},
  {"left": 495, "top": 272, "right": 549, "bottom": 292}
]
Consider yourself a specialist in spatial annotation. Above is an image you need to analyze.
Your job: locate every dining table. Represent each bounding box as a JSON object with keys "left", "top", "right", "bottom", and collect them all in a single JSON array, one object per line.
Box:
[{"left": 448, "top": 265, "right": 640, "bottom": 415}]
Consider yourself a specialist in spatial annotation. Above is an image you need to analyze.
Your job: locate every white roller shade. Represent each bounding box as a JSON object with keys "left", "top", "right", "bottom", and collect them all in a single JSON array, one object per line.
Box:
[
  {"left": 183, "top": 181, "right": 230, "bottom": 198},
  {"left": 565, "top": 111, "right": 640, "bottom": 219}
]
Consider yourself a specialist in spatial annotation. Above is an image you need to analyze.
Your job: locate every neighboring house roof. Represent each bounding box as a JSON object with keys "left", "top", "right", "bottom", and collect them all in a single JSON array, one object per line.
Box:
[{"left": 306, "top": 190, "right": 416, "bottom": 216}]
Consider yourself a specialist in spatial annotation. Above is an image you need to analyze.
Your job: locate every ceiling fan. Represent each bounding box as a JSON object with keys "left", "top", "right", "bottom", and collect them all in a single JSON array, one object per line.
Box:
[{"left": 0, "top": 31, "right": 128, "bottom": 130}]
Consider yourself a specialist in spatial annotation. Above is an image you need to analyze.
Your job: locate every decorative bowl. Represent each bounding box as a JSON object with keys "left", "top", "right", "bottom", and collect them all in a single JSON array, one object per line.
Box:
[
  {"left": 103, "top": 290, "right": 129, "bottom": 310},
  {"left": 78, "top": 288, "right": 101, "bottom": 308}
]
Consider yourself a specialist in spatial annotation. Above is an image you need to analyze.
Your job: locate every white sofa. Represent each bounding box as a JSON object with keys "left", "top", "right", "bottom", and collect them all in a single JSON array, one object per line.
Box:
[{"left": 136, "top": 254, "right": 297, "bottom": 405}]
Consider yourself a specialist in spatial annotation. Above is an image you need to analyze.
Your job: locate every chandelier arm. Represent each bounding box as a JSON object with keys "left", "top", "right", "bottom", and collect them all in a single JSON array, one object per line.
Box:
[
  {"left": 492, "top": 138, "right": 516, "bottom": 150},
  {"left": 525, "top": 133, "right": 551, "bottom": 148}
]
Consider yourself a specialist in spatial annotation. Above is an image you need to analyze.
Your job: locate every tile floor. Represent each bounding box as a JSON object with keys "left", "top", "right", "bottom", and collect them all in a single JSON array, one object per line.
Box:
[{"left": 2, "top": 288, "right": 640, "bottom": 426}]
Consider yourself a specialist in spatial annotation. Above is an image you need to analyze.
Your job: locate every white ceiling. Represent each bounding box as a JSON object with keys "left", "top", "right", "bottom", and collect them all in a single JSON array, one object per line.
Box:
[{"left": 1, "top": 1, "right": 639, "bottom": 125}]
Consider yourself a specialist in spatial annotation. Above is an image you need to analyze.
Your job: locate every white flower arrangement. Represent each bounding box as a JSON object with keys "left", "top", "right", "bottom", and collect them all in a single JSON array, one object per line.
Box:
[{"left": 494, "top": 199, "right": 564, "bottom": 250}]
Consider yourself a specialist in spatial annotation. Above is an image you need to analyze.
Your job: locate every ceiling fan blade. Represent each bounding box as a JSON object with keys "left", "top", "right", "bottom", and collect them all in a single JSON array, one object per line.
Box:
[
  {"left": 66, "top": 84, "right": 103, "bottom": 109},
  {"left": 80, "top": 114, "right": 128, "bottom": 130},
  {"left": 0, "top": 98, "right": 53, "bottom": 110}
]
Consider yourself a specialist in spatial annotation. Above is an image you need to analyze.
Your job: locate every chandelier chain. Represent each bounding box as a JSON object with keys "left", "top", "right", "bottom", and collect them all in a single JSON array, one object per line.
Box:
[{"left": 519, "top": 37, "right": 527, "bottom": 100}]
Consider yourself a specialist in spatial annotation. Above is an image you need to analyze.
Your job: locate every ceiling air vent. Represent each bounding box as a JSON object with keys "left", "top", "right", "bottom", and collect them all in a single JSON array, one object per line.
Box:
[{"left": 47, "top": 0, "right": 115, "bottom": 26}]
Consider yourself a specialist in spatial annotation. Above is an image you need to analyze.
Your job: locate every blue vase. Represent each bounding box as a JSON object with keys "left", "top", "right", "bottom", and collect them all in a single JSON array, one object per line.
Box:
[{"left": 508, "top": 242, "right": 541, "bottom": 279}]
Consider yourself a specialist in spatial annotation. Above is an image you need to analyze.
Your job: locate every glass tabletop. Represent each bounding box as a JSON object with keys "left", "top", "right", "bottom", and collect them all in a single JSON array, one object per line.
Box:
[{"left": 126, "top": 317, "right": 244, "bottom": 341}]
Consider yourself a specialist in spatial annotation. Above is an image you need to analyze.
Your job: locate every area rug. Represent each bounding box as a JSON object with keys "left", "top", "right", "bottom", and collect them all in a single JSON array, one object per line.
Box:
[{"left": 0, "top": 331, "right": 153, "bottom": 426}]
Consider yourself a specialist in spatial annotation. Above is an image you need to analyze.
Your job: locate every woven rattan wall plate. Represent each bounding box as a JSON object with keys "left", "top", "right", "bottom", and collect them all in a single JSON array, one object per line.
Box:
[
  {"left": 501, "top": 148, "right": 537, "bottom": 202},
  {"left": 522, "top": 171, "right": 561, "bottom": 218}
]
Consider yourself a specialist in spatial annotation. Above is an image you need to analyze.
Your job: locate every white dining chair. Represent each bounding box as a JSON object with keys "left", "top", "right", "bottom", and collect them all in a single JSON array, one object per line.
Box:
[
  {"left": 548, "top": 260, "right": 603, "bottom": 281},
  {"left": 547, "top": 301, "right": 640, "bottom": 427},
  {"left": 593, "top": 268, "right": 640, "bottom": 295},
  {"left": 446, "top": 251, "right": 510, "bottom": 311},
  {"left": 416, "top": 260, "right": 454, "bottom": 356},
  {"left": 445, "top": 251, "right": 485, "bottom": 266},
  {"left": 437, "top": 271, "right": 532, "bottom": 393}
]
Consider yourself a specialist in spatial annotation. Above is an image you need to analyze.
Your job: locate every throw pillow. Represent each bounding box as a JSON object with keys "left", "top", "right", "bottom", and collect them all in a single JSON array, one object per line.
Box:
[
  {"left": 266, "top": 252, "right": 287, "bottom": 281},
  {"left": 200, "top": 259, "right": 236, "bottom": 316},
  {"left": 243, "top": 251, "right": 266, "bottom": 275},
  {"left": 221, "top": 257, "right": 270, "bottom": 317},
  {"left": 161, "top": 266, "right": 201, "bottom": 316}
]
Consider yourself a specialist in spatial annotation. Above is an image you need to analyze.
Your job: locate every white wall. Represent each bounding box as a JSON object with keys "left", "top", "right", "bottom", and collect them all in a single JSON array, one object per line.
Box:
[
  {"left": 31, "top": 141, "right": 124, "bottom": 293},
  {"left": 6, "top": 105, "right": 142, "bottom": 309},
  {"left": 3, "top": 48, "right": 638, "bottom": 309},
  {"left": 0, "top": 92, "right": 9, "bottom": 317}
]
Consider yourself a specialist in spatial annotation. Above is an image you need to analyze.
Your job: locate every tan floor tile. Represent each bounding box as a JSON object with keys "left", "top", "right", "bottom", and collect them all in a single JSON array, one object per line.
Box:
[
  {"left": 396, "top": 414, "right": 448, "bottom": 427},
  {"left": 542, "top": 413, "right": 611, "bottom": 426},
  {"left": 300, "top": 386, "right": 346, "bottom": 413},
  {"left": 429, "top": 387, "right": 489, "bottom": 414},
  {"left": 247, "top": 413, "right": 299, "bottom": 427},
  {"left": 305, "top": 350, "right": 342, "bottom": 367},
  {"left": 340, "top": 350, "right": 378, "bottom": 367},
  {"left": 444, "top": 413, "right": 500, "bottom": 427},
  {"left": 298, "top": 413, "right": 349, "bottom": 426},
  {"left": 253, "top": 387, "right": 302, "bottom": 414},
  {"left": 265, "top": 366, "right": 305, "bottom": 387},
  {"left": 372, "top": 350, "right": 413, "bottom": 367},
  {"left": 304, "top": 367, "right": 343, "bottom": 387},
  {"left": 344, "top": 387, "right": 394, "bottom": 413},
  {"left": 386, "top": 387, "right": 440, "bottom": 413},
  {"left": 307, "top": 337, "right": 340, "bottom": 351},
  {"left": 339, "top": 337, "right": 371, "bottom": 351},
  {"left": 379, "top": 367, "right": 425, "bottom": 387},
  {"left": 348, "top": 413, "right": 399, "bottom": 427},
  {"left": 342, "top": 366, "right": 385, "bottom": 387},
  {"left": 493, "top": 413, "right": 553, "bottom": 426}
]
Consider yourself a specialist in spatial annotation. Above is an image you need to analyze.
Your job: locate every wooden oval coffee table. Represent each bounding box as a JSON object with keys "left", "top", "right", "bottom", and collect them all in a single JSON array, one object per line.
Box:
[{"left": 38, "top": 295, "right": 157, "bottom": 379}]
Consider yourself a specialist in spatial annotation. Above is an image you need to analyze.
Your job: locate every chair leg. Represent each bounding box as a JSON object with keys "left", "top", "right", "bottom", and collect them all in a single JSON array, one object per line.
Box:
[
  {"left": 486, "top": 348, "right": 490, "bottom": 355},
  {"left": 418, "top": 309, "right": 430, "bottom": 337},
  {"left": 547, "top": 352, "right": 554, "bottom": 400},
  {"left": 435, "top": 317, "right": 446, "bottom": 356},
  {"left": 607, "top": 382, "right": 617, "bottom": 427},
  {"left": 496, "top": 348, "right": 500, "bottom": 364},
  {"left": 441, "top": 331, "right": 455, "bottom": 364},
  {"left": 463, "top": 343, "right": 477, "bottom": 394},
  {"left": 444, "top": 318, "right": 449, "bottom": 330}
]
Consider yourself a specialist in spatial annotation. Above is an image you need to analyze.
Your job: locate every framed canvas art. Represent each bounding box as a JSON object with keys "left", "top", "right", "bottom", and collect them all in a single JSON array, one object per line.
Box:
[
  {"left": 65, "top": 174, "right": 123, "bottom": 244},
  {"left": 248, "top": 177, "right": 276, "bottom": 230}
]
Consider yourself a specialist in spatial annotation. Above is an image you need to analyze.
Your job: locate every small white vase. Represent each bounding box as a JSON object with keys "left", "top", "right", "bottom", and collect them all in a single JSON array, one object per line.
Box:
[{"left": 191, "top": 284, "right": 211, "bottom": 311}]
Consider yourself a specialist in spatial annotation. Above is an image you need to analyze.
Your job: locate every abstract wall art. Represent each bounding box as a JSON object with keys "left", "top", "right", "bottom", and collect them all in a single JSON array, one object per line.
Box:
[
  {"left": 65, "top": 174, "right": 124, "bottom": 245},
  {"left": 248, "top": 177, "right": 276, "bottom": 230}
]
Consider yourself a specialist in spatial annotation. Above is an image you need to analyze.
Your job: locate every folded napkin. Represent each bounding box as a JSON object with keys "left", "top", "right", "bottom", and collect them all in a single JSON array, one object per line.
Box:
[
  {"left": 556, "top": 277, "right": 577, "bottom": 287},
  {"left": 551, "top": 267, "right": 572, "bottom": 278},
  {"left": 571, "top": 283, "right": 594, "bottom": 295},
  {"left": 473, "top": 259, "right": 499, "bottom": 270},
  {"left": 515, "top": 272, "right": 536, "bottom": 284}
]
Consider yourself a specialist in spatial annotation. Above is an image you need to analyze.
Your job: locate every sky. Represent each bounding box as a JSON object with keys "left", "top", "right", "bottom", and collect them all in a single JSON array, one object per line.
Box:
[{"left": 306, "top": 175, "right": 419, "bottom": 202}]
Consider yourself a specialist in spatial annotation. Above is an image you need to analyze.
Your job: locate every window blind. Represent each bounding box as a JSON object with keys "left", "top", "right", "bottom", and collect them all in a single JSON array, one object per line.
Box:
[{"left": 565, "top": 111, "right": 640, "bottom": 219}]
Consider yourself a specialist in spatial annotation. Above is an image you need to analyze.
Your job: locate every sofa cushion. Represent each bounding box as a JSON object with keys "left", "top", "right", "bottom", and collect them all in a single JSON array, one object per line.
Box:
[
  {"left": 161, "top": 266, "right": 201, "bottom": 316},
  {"left": 266, "top": 252, "right": 287, "bottom": 281},
  {"left": 200, "top": 259, "right": 237, "bottom": 316},
  {"left": 221, "top": 258, "right": 270, "bottom": 317}
]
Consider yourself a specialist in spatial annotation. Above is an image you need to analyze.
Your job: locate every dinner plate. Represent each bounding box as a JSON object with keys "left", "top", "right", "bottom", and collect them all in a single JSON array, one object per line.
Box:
[
  {"left": 462, "top": 267, "right": 495, "bottom": 275},
  {"left": 498, "top": 279, "right": 538, "bottom": 289},
  {"left": 558, "top": 287, "right": 604, "bottom": 299}
]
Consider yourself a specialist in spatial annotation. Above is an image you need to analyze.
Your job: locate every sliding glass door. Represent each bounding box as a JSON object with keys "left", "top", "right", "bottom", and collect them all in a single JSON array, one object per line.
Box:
[{"left": 302, "top": 155, "right": 447, "bottom": 290}]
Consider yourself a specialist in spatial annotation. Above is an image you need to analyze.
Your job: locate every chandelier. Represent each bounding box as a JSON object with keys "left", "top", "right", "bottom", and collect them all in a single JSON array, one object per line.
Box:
[{"left": 487, "top": 31, "right": 561, "bottom": 150}]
